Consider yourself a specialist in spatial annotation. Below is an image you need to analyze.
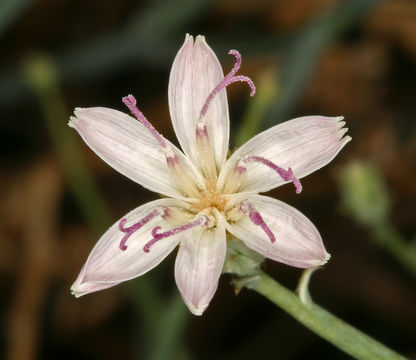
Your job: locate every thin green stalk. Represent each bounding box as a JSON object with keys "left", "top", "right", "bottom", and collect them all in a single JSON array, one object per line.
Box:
[
  {"left": 338, "top": 161, "right": 416, "bottom": 278},
  {"left": 148, "top": 294, "right": 189, "bottom": 360},
  {"left": 129, "top": 275, "right": 189, "bottom": 360},
  {"left": 372, "top": 222, "right": 416, "bottom": 278},
  {"left": 235, "top": 270, "right": 407, "bottom": 360},
  {"left": 22, "top": 53, "right": 111, "bottom": 235}
]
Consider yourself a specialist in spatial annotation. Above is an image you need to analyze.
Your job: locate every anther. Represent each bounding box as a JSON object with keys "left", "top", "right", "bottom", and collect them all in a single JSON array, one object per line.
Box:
[
  {"left": 143, "top": 216, "right": 210, "bottom": 252},
  {"left": 195, "top": 122, "right": 217, "bottom": 179},
  {"left": 165, "top": 150, "right": 201, "bottom": 198},
  {"left": 240, "top": 201, "right": 275, "bottom": 243},
  {"left": 222, "top": 160, "right": 247, "bottom": 194},
  {"left": 118, "top": 208, "right": 168, "bottom": 250},
  {"left": 243, "top": 156, "right": 302, "bottom": 194}
]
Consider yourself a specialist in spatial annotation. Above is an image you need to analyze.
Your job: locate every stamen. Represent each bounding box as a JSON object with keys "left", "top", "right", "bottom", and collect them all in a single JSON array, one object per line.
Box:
[
  {"left": 243, "top": 156, "right": 302, "bottom": 194},
  {"left": 143, "top": 216, "right": 210, "bottom": 253},
  {"left": 166, "top": 150, "right": 201, "bottom": 198},
  {"left": 240, "top": 201, "right": 275, "bottom": 243},
  {"left": 195, "top": 122, "right": 217, "bottom": 179},
  {"left": 198, "top": 49, "right": 256, "bottom": 122},
  {"left": 222, "top": 161, "right": 247, "bottom": 194},
  {"left": 118, "top": 208, "right": 168, "bottom": 250},
  {"left": 122, "top": 95, "right": 167, "bottom": 148}
]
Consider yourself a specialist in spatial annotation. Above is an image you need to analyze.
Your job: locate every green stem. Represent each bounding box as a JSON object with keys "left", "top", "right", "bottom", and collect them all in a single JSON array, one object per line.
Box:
[
  {"left": 237, "top": 270, "right": 407, "bottom": 360},
  {"left": 147, "top": 294, "right": 189, "bottom": 360},
  {"left": 372, "top": 222, "right": 416, "bottom": 278}
]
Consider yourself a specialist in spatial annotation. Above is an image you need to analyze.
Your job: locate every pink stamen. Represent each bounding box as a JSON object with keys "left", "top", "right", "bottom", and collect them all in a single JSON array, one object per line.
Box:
[
  {"left": 243, "top": 156, "right": 302, "bottom": 194},
  {"left": 198, "top": 49, "right": 256, "bottom": 122},
  {"left": 119, "top": 208, "right": 168, "bottom": 250},
  {"left": 241, "top": 201, "right": 275, "bottom": 243},
  {"left": 122, "top": 95, "right": 167, "bottom": 148},
  {"left": 143, "top": 216, "right": 209, "bottom": 253}
]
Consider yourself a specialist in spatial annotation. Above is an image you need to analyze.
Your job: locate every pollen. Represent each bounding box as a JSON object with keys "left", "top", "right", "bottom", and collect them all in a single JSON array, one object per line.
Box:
[{"left": 191, "top": 179, "right": 227, "bottom": 213}]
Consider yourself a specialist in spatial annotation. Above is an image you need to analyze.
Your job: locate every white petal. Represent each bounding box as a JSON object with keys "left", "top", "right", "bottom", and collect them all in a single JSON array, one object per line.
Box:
[
  {"left": 225, "top": 194, "right": 329, "bottom": 268},
  {"left": 174, "top": 213, "right": 226, "bottom": 315},
  {"left": 71, "top": 199, "right": 188, "bottom": 297},
  {"left": 69, "top": 107, "right": 203, "bottom": 199},
  {"left": 168, "top": 34, "right": 230, "bottom": 169},
  {"left": 218, "top": 116, "right": 350, "bottom": 193}
]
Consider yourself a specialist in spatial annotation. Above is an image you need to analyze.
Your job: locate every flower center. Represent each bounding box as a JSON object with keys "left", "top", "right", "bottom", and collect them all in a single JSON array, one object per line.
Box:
[{"left": 191, "top": 179, "right": 227, "bottom": 213}]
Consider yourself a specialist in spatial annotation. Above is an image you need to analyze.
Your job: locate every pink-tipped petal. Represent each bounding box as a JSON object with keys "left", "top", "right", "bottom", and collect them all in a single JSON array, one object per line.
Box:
[
  {"left": 168, "top": 34, "right": 230, "bottom": 169},
  {"left": 69, "top": 107, "right": 203, "bottom": 199},
  {"left": 218, "top": 116, "right": 350, "bottom": 193},
  {"left": 226, "top": 194, "right": 330, "bottom": 268},
  {"left": 70, "top": 199, "right": 187, "bottom": 297},
  {"left": 174, "top": 214, "right": 226, "bottom": 315}
]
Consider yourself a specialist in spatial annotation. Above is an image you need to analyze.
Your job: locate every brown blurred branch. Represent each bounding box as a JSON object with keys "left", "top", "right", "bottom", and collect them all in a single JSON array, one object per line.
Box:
[{"left": 7, "top": 157, "right": 63, "bottom": 360}]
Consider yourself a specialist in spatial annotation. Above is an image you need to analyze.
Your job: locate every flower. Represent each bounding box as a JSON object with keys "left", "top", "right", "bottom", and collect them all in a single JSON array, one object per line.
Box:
[{"left": 69, "top": 34, "right": 350, "bottom": 315}]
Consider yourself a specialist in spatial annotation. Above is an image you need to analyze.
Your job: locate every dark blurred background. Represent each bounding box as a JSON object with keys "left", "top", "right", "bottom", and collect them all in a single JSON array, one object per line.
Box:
[{"left": 1, "top": 0, "right": 415, "bottom": 359}]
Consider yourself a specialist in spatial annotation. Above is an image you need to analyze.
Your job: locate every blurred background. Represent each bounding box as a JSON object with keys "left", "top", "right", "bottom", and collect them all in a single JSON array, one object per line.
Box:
[{"left": 1, "top": 0, "right": 415, "bottom": 359}]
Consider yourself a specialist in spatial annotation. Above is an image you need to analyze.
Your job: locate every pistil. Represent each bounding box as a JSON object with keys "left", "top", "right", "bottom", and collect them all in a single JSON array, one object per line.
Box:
[
  {"left": 143, "top": 216, "right": 210, "bottom": 252},
  {"left": 122, "top": 95, "right": 166, "bottom": 148},
  {"left": 195, "top": 49, "right": 256, "bottom": 181},
  {"left": 198, "top": 50, "right": 255, "bottom": 123},
  {"left": 119, "top": 208, "right": 169, "bottom": 250},
  {"left": 243, "top": 156, "right": 302, "bottom": 193},
  {"left": 123, "top": 94, "right": 201, "bottom": 198},
  {"left": 240, "top": 200, "right": 275, "bottom": 243}
]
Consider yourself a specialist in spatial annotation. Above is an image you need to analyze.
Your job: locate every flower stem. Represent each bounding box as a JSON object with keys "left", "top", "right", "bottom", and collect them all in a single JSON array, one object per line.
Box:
[{"left": 235, "top": 270, "right": 407, "bottom": 360}]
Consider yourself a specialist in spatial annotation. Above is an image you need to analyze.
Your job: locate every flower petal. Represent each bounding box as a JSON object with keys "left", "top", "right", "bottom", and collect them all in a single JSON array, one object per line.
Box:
[
  {"left": 71, "top": 199, "right": 188, "bottom": 297},
  {"left": 218, "top": 116, "right": 350, "bottom": 193},
  {"left": 225, "top": 194, "right": 329, "bottom": 268},
  {"left": 174, "top": 212, "right": 226, "bottom": 315},
  {"left": 69, "top": 107, "right": 203, "bottom": 199},
  {"left": 168, "top": 34, "right": 230, "bottom": 169}
]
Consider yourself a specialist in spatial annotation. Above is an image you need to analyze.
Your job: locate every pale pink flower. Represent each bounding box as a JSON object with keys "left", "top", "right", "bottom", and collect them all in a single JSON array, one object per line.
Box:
[{"left": 69, "top": 34, "right": 350, "bottom": 315}]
